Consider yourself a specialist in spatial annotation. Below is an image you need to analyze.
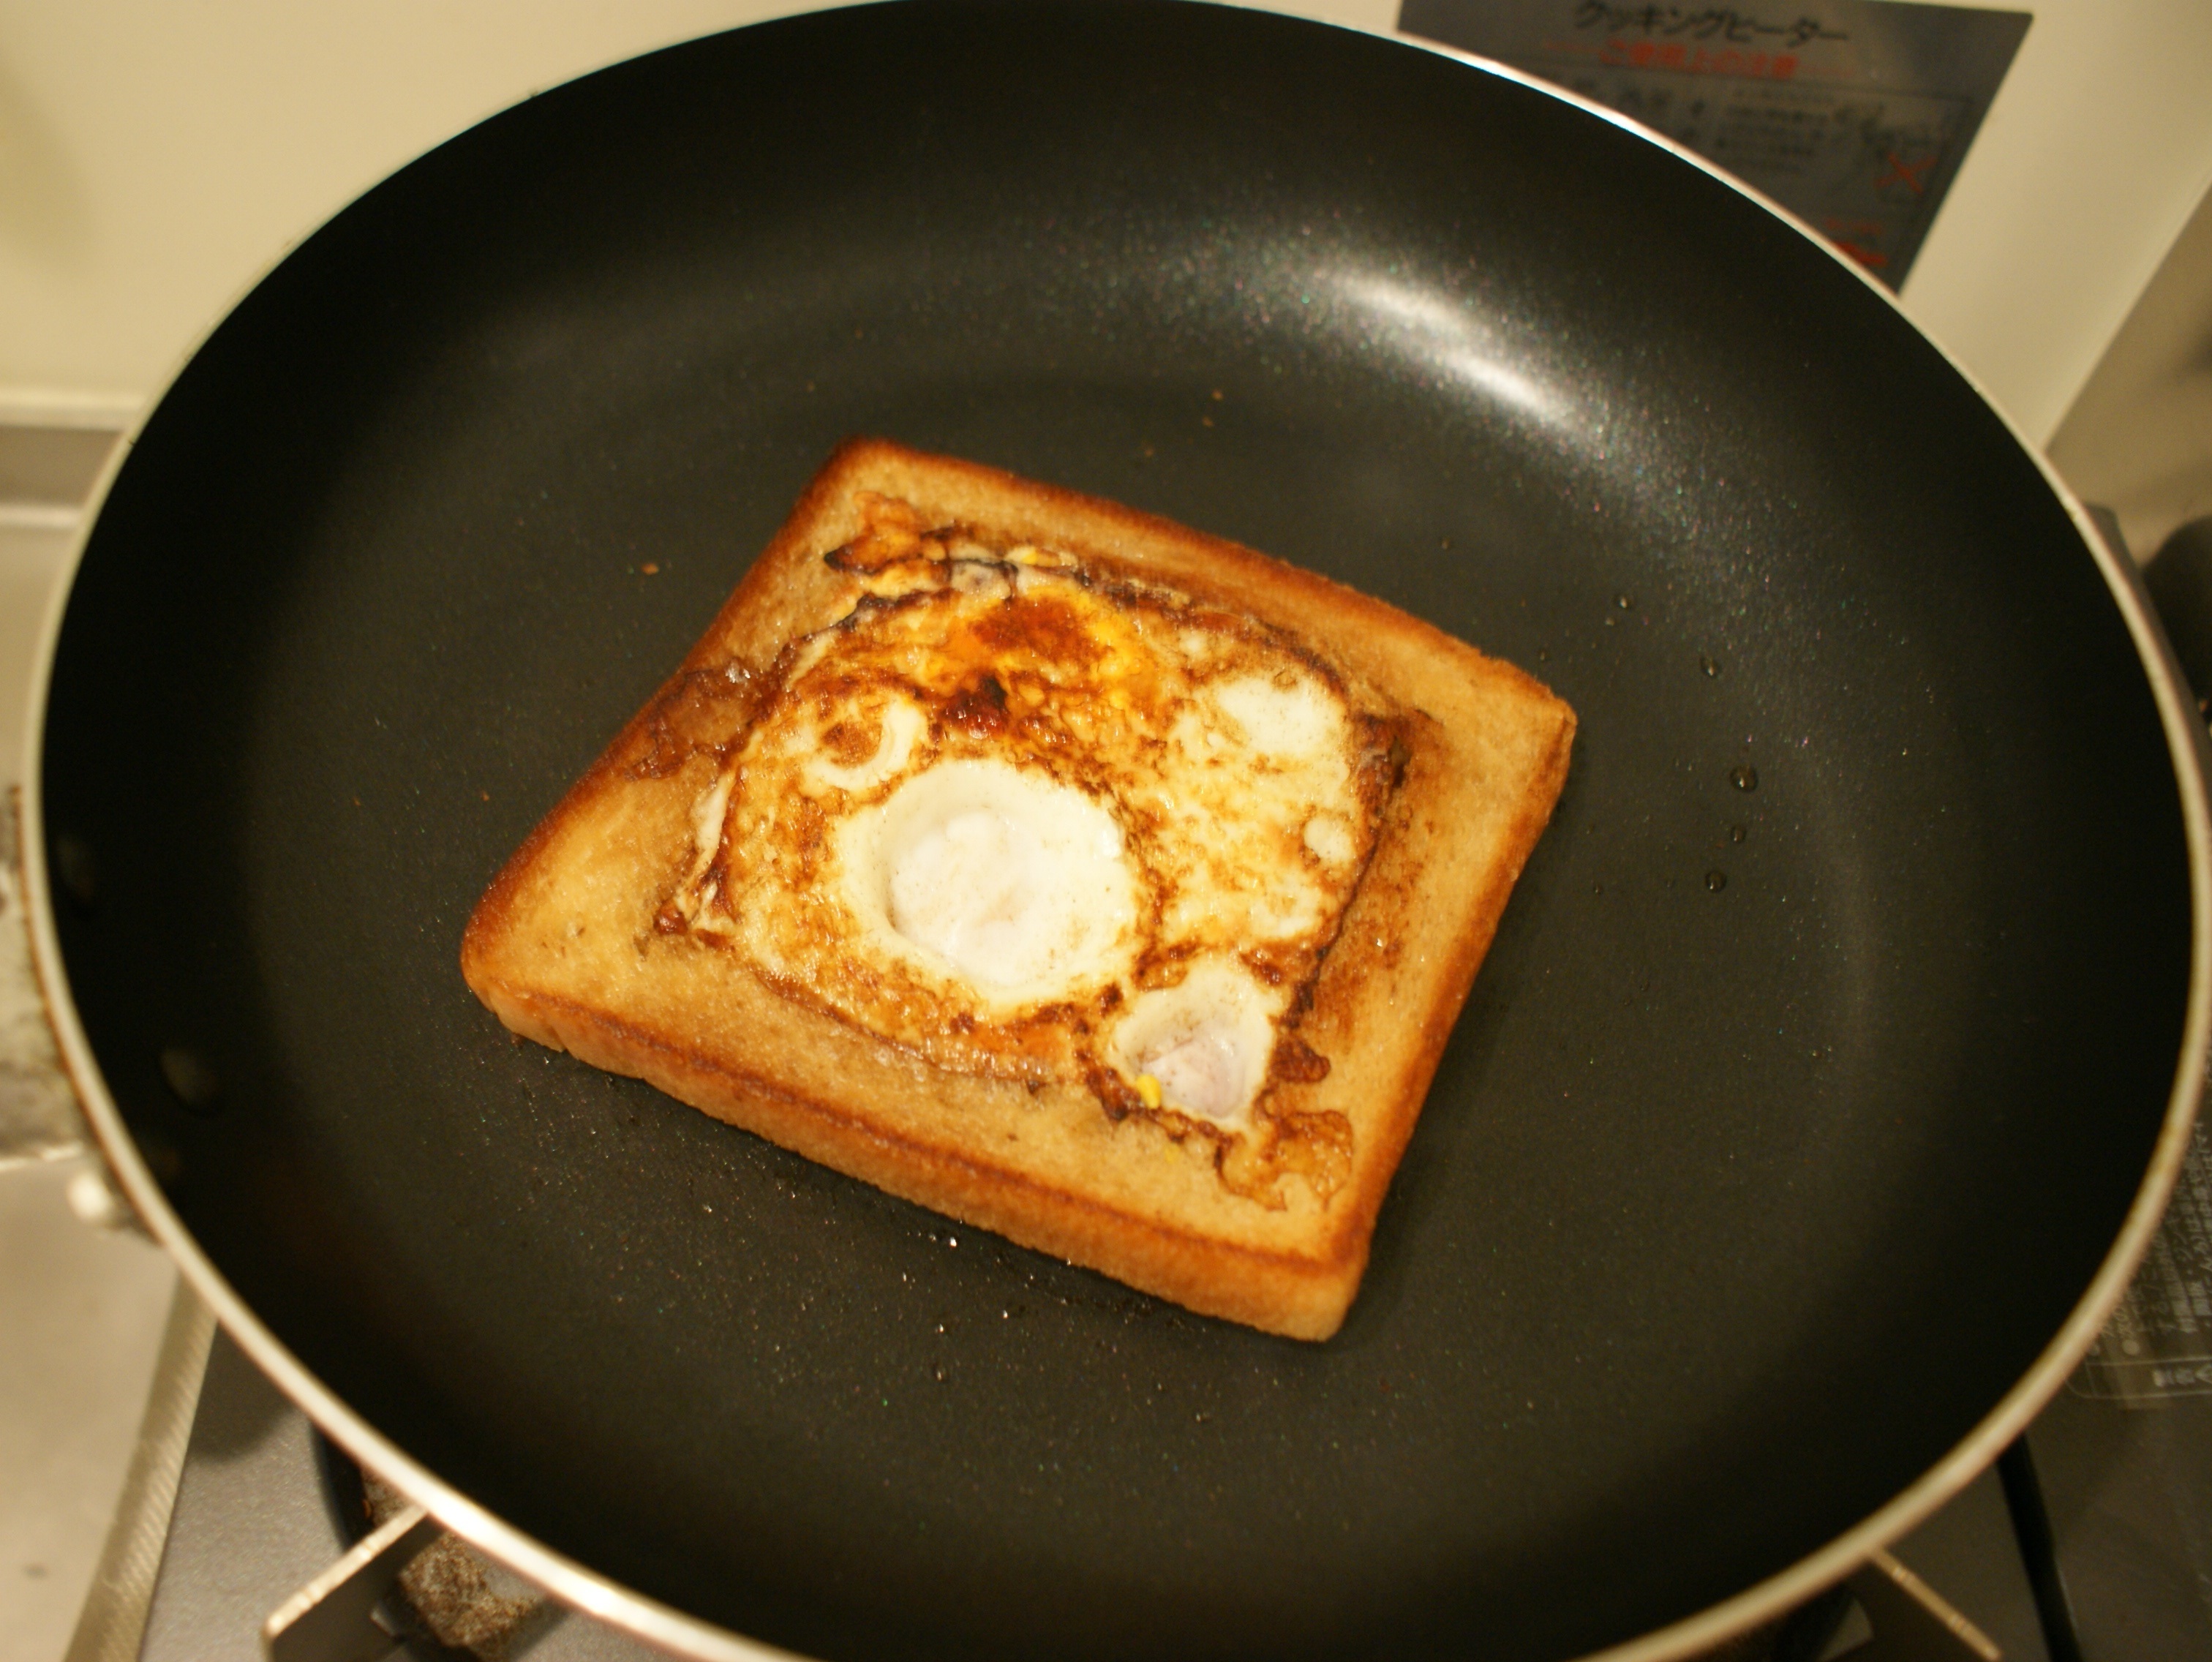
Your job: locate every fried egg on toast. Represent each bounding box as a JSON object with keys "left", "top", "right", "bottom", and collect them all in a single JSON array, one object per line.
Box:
[{"left": 462, "top": 440, "right": 1574, "bottom": 1339}]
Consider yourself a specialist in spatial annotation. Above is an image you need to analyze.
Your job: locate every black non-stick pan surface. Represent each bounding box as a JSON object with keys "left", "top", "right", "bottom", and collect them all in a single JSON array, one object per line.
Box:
[{"left": 34, "top": 4, "right": 2204, "bottom": 1658}]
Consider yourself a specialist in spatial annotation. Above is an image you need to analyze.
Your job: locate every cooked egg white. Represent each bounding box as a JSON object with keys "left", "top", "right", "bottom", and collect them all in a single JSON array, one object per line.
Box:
[
  {"left": 1107, "top": 957, "right": 1284, "bottom": 1129},
  {"left": 841, "top": 757, "right": 1139, "bottom": 1005}
]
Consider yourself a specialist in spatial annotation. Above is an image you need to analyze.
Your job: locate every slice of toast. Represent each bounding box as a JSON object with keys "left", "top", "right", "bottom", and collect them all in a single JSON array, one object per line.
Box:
[{"left": 462, "top": 440, "right": 1573, "bottom": 1339}]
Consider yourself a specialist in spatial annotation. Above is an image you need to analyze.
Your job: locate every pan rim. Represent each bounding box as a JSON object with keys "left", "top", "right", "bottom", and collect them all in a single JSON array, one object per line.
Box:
[{"left": 20, "top": 6, "right": 2212, "bottom": 1659}]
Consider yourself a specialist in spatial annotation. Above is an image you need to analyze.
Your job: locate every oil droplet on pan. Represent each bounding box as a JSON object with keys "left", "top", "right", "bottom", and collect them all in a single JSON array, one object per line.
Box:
[
  {"left": 1729, "top": 824, "right": 1747, "bottom": 843},
  {"left": 1615, "top": 593, "right": 1634, "bottom": 610},
  {"left": 1700, "top": 655, "right": 1720, "bottom": 678},
  {"left": 1705, "top": 870, "right": 1728, "bottom": 892},
  {"left": 1730, "top": 766, "right": 1759, "bottom": 791}
]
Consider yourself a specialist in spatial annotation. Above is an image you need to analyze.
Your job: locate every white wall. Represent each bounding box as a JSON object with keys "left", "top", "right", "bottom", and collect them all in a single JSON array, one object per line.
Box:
[
  {"left": 0, "top": 0, "right": 2207, "bottom": 444},
  {"left": 2049, "top": 177, "right": 2212, "bottom": 560},
  {"left": 0, "top": 0, "right": 813, "bottom": 417},
  {"left": 1897, "top": 0, "right": 2212, "bottom": 445}
]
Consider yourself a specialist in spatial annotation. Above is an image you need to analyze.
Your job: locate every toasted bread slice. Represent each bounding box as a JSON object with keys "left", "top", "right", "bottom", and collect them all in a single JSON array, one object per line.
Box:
[{"left": 462, "top": 440, "right": 1573, "bottom": 1339}]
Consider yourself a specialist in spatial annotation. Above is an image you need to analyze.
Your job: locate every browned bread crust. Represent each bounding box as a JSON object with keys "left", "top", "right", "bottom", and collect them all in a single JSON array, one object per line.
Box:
[{"left": 462, "top": 439, "right": 1573, "bottom": 1339}]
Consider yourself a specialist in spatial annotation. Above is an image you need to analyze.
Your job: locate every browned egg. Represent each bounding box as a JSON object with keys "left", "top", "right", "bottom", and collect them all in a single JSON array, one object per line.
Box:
[{"left": 668, "top": 498, "right": 1394, "bottom": 1194}]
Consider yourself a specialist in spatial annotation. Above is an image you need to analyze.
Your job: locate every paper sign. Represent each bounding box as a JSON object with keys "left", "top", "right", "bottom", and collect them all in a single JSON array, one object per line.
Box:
[{"left": 1398, "top": 0, "right": 2031, "bottom": 287}]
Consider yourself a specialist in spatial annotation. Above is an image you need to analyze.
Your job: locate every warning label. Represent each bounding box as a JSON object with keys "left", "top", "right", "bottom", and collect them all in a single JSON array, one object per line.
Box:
[{"left": 1397, "top": 0, "right": 2031, "bottom": 287}]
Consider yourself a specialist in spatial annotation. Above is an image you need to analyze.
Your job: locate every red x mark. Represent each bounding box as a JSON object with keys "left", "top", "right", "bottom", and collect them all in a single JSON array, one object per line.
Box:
[{"left": 1876, "top": 151, "right": 1936, "bottom": 196}]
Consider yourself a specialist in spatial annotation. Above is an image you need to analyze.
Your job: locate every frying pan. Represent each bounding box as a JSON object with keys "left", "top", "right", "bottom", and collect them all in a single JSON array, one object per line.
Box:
[{"left": 26, "top": 3, "right": 2211, "bottom": 1658}]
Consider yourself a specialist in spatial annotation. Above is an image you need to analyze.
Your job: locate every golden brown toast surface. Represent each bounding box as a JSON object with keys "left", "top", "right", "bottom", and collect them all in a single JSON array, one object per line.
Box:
[{"left": 462, "top": 440, "right": 1574, "bottom": 1339}]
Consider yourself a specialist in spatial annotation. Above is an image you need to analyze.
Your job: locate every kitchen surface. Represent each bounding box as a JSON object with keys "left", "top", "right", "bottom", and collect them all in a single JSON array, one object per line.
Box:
[{"left": 5, "top": 1, "right": 2212, "bottom": 1659}]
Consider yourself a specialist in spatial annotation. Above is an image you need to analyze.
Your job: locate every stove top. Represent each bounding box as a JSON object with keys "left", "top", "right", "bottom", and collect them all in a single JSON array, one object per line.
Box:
[{"left": 58, "top": 1304, "right": 2087, "bottom": 1661}]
